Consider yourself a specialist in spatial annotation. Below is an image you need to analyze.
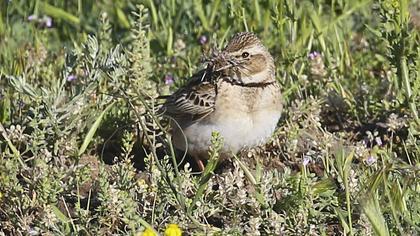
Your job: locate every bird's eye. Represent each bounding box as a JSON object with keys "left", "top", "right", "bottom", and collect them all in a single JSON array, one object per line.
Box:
[{"left": 241, "top": 52, "right": 249, "bottom": 58}]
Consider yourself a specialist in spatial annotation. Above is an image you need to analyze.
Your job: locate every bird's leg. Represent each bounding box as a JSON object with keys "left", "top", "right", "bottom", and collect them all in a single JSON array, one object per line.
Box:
[{"left": 194, "top": 156, "right": 205, "bottom": 172}]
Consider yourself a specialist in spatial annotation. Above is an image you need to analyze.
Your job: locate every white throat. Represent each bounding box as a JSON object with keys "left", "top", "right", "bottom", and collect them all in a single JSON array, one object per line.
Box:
[{"left": 237, "top": 68, "right": 273, "bottom": 84}]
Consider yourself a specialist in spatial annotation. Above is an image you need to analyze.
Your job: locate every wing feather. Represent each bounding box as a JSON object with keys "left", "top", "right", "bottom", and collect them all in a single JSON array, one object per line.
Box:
[{"left": 161, "top": 69, "right": 218, "bottom": 123}]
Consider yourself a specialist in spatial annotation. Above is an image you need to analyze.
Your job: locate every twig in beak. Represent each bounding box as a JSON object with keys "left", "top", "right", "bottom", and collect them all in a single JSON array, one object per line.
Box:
[{"left": 215, "top": 64, "right": 234, "bottom": 72}]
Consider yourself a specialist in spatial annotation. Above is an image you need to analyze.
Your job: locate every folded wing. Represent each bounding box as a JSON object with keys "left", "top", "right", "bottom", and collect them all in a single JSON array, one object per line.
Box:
[{"left": 161, "top": 69, "right": 218, "bottom": 125}]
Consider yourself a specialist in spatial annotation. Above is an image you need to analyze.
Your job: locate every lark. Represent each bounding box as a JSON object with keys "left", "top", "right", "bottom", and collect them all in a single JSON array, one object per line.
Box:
[{"left": 161, "top": 32, "right": 282, "bottom": 170}]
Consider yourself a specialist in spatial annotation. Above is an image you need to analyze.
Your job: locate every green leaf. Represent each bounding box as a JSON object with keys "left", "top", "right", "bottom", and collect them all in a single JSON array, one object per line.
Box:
[
  {"left": 188, "top": 131, "right": 222, "bottom": 214},
  {"left": 39, "top": 1, "right": 80, "bottom": 26},
  {"left": 0, "top": 96, "right": 10, "bottom": 123},
  {"left": 334, "top": 207, "right": 350, "bottom": 234},
  {"left": 194, "top": 0, "right": 209, "bottom": 30},
  {"left": 116, "top": 7, "right": 130, "bottom": 29},
  {"left": 362, "top": 193, "right": 390, "bottom": 236},
  {"left": 78, "top": 101, "right": 115, "bottom": 156},
  {"left": 51, "top": 205, "right": 71, "bottom": 233},
  {"left": 234, "top": 155, "right": 267, "bottom": 208},
  {"left": 147, "top": 0, "right": 159, "bottom": 29},
  {"left": 166, "top": 27, "right": 173, "bottom": 56},
  {"left": 312, "top": 178, "right": 337, "bottom": 195}
]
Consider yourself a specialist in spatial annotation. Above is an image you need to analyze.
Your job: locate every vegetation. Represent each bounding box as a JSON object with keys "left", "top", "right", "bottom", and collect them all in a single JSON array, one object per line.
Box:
[{"left": 0, "top": 0, "right": 419, "bottom": 235}]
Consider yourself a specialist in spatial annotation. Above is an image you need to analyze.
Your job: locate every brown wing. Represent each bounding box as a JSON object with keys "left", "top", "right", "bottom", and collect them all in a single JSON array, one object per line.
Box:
[{"left": 161, "top": 69, "right": 217, "bottom": 124}]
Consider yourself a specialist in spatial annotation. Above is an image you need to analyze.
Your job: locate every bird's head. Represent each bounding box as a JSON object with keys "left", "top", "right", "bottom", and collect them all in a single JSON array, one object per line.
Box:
[{"left": 207, "top": 32, "right": 275, "bottom": 85}]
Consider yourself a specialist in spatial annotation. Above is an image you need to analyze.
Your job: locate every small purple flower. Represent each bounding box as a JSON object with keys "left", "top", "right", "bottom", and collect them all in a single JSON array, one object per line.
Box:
[
  {"left": 365, "top": 155, "right": 376, "bottom": 165},
  {"left": 302, "top": 156, "right": 311, "bottom": 166},
  {"left": 42, "top": 15, "right": 53, "bottom": 28},
  {"left": 198, "top": 35, "right": 208, "bottom": 45},
  {"left": 66, "top": 74, "right": 77, "bottom": 82},
  {"left": 308, "top": 51, "right": 320, "bottom": 60},
  {"left": 28, "top": 14, "right": 38, "bottom": 21},
  {"left": 164, "top": 74, "right": 174, "bottom": 85}
]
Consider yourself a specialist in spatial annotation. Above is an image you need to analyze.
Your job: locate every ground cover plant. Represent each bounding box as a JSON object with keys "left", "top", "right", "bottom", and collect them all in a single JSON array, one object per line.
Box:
[{"left": 0, "top": 0, "right": 419, "bottom": 235}]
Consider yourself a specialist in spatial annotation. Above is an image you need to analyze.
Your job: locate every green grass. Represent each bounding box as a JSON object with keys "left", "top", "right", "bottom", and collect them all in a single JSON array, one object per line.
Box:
[{"left": 0, "top": 0, "right": 419, "bottom": 235}]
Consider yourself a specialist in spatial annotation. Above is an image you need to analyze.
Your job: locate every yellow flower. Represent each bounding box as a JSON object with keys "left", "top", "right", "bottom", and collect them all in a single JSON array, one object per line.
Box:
[
  {"left": 165, "top": 224, "right": 182, "bottom": 236},
  {"left": 139, "top": 228, "right": 156, "bottom": 236}
]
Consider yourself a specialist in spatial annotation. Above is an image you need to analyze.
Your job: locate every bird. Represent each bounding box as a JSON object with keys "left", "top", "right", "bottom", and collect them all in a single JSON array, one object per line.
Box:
[{"left": 161, "top": 32, "right": 282, "bottom": 171}]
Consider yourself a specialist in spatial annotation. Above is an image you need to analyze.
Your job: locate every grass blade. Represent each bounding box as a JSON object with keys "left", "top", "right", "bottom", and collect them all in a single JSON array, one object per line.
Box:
[
  {"left": 39, "top": 1, "right": 80, "bottom": 25},
  {"left": 362, "top": 193, "right": 390, "bottom": 236},
  {"left": 188, "top": 132, "right": 222, "bottom": 214},
  {"left": 78, "top": 101, "right": 115, "bottom": 156}
]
